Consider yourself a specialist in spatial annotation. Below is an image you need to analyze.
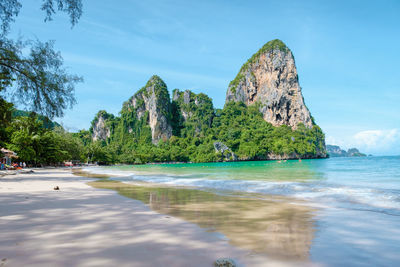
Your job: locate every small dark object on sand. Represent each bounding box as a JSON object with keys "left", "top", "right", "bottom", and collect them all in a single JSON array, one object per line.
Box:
[
  {"left": 214, "top": 258, "right": 237, "bottom": 267},
  {"left": 54, "top": 186, "right": 60, "bottom": 190}
]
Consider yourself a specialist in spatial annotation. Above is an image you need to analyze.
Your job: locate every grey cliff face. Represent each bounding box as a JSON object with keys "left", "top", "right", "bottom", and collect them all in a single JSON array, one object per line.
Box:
[
  {"left": 92, "top": 114, "right": 110, "bottom": 141},
  {"left": 172, "top": 89, "right": 193, "bottom": 121},
  {"left": 172, "top": 89, "right": 215, "bottom": 135},
  {"left": 129, "top": 76, "right": 172, "bottom": 144},
  {"left": 226, "top": 40, "right": 313, "bottom": 129},
  {"left": 183, "top": 90, "right": 191, "bottom": 105}
]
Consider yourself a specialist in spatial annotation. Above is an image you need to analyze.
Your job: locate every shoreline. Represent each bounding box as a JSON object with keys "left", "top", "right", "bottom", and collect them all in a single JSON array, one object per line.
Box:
[
  {"left": 0, "top": 168, "right": 315, "bottom": 266},
  {"left": 87, "top": 177, "right": 317, "bottom": 261},
  {"left": 99, "top": 155, "right": 329, "bottom": 166}
]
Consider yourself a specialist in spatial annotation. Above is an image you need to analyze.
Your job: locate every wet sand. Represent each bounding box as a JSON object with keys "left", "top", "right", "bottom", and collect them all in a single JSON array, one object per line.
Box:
[
  {"left": 87, "top": 175, "right": 317, "bottom": 261},
  {"left": 0, "top": 168, "right": 318, "bottom": 266}
]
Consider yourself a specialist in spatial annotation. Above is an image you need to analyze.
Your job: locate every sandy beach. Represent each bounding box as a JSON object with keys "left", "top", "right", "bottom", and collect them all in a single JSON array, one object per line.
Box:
[{"left": 0, "top": 168, "right": 315, "bottom": 267}]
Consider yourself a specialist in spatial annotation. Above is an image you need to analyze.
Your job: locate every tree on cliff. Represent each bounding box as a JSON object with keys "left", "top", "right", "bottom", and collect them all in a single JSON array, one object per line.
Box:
[{"left": 0, "top": 0, "right": 83, "bottom": 118}]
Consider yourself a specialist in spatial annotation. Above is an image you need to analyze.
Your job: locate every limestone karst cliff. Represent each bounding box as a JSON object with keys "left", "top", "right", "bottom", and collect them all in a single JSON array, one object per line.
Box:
[
  {"left": 124, "top": 75, "right": 172, "bottom": 144},
  {"left": 172, "top": 89, "right": 214, "bottom": 136},
  {"left": 91, "top": 110, "right": 114, "bottom": 141},
  {"left": 87, "top": 39, "right": 326, "bottom": 163},
  {"left": 226, "top": 39, "right": 313, "bottom": 129}
]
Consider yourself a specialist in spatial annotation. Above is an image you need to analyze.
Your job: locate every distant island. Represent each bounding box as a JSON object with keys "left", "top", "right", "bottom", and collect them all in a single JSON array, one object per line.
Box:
[
  {"left": 326, "top": 145, "right": 367, "bottom": 157},
  {"left": 81, "top": 39, "right": 327, "bottom": 164}
]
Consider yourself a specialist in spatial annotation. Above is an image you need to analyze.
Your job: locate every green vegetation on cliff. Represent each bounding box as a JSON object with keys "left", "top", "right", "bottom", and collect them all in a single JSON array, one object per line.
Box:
[
  {"left": 214, "top": 102, "right": 324, "bottom": 160},
  {"left": 326, "top": 145, "right": 367, "bottom": 157},
  {"left": 229, "top": 39, "right": 289, "bottom": 92},
  {"left": 171, "top": 89, "right": 214, "bottom": 138},
  {"left": 81, "top": 75, "right": 326, "bottom": 164},
  {"left": 1, "top": 75, "right": 325, "bottom": 165}
]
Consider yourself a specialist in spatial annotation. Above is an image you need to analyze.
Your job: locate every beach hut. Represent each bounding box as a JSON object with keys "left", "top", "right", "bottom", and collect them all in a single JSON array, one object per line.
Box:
[{"left": 1, "top": 148, "right": 18, "bottom": 166}]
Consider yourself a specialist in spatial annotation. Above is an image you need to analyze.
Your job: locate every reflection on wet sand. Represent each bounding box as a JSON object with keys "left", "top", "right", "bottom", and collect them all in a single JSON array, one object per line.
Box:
[
  {"left": 72, "top": 169, "right": 111, "bottom": 179},
  {"left": 88, "top": 179, "right": 316, "bottom": 261}
]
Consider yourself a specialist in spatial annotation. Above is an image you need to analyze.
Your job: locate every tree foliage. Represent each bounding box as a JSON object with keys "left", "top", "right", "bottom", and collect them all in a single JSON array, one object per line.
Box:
[
  {"left": 4, "top": 88, "right": 326, "bottom": 166},
  {"left": 0, "top": 39, "right": 82, "bottom": 118},
  {"left": 0, "top": 0, "right": 82, "bottom": 36},
  {"left": 79, "top": 84, "right": 326, "bottom": 165},
  {"left": 0, "top": 97, "right": 13, "bottom": 146},
  {"left": 7, "top": 115, "right": 86, "bottom": 165},
  {"left": 0, "top": 0, "right": 84, "bottom": 164},
  {"left": 0, "top": 0, "right": 83, "bottom": 118}
]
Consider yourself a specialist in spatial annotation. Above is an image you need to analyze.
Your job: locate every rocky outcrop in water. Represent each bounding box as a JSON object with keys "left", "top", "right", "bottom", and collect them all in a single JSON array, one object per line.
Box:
[
  {"left": 213, "top": 142, "right": 238, "bottom": 161},
  {"left": 214, "top": 258, "right": 237, "bottom": 267},
  {"left": 125, "top": 75, "right": 172, "bottom": 144},
  {"left": 225, "top": 39, "right": 313, "bottom": 129}
]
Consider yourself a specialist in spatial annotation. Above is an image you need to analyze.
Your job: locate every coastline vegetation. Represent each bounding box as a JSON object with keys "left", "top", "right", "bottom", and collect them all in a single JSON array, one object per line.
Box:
[
  {"left": 1, "top": 76, "right": 325, "bottom": 166},
  {"left": 2, "top": 112, "right": 86, "bottom": 165},
  {"left": 0, "top": 1, "right": 83, "bottom": 166},
  {"left": 78, "top": 95, "right": 325, "bottom": 165}
]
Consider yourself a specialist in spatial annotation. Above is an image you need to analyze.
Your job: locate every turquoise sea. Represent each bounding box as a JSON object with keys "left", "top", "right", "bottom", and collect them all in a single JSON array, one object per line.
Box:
[{"left": 85, "top": 156, "right": 400, "bottom": 266}]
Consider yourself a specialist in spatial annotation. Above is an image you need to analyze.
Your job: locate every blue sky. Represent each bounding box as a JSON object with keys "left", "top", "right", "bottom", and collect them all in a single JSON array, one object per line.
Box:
[{"left": 9, "top": 0, "right": 400, "bottom": 155}]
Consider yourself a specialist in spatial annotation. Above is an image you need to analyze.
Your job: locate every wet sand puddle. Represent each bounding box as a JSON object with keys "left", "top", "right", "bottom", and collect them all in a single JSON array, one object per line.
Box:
[{"left": 79, "top": 170, "right": 317, "bottom": 262}]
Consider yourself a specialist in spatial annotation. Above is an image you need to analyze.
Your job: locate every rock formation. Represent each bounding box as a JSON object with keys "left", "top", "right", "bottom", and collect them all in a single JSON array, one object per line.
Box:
[
  {"left": 91, "top": 110, "right": 113, "bottom": 141},
  {"left": 327, "top": 145, "right": 367, "bottom": 157},
  {"left": 172, "top": 89, "right": 215, "bottom": 135},
  {"left": 213, "top": 142, "right": 238, "bottom": 161},
  {"left": 86, "top": 39, "right": 326, "bottom": 162},
  {"left": 225, "top": 39, "right": 313, "bottom": 129},
  {"left": 172, "top": 89, "right": 193, "bottom": 121},
  {"left": 125, "top": 75, "right": 172, "bottom": 144},
  {"left": 347, "top": 148, "right": 367, "bottom": 157},
  {"left": 214, "top": 258, "right": 237, "bottom": 267}
]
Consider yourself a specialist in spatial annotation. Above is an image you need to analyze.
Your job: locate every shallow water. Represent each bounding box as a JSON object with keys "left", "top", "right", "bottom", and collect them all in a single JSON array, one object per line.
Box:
[
  {"left": 89, "top": 180, "right": 316, "bottom": 262},
  {"left": 85, "top": 156, "right": 400, "bottom": 266}
]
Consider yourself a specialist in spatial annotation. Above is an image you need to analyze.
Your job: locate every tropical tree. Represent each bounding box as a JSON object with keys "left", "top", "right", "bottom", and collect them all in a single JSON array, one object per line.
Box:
[
  {"left": 0, "top": 0, "right": 83, "bottom": 118},
  {"left": 8, "top": 116, "right": 86, "bottom": 165}
]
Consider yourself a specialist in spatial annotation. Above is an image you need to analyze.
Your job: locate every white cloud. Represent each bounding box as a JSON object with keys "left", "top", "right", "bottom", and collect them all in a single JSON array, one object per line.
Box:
[
  {"left": 327, "top": 129, "right": 400, "bottom": 155},
  {"left": 352, "top": 129, "right": 400, "bottom": 155}
]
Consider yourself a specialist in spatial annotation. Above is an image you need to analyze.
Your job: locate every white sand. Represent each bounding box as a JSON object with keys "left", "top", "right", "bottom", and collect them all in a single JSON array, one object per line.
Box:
[{"left": 0, "top": 168, "right": 306, "bottom": 267}]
